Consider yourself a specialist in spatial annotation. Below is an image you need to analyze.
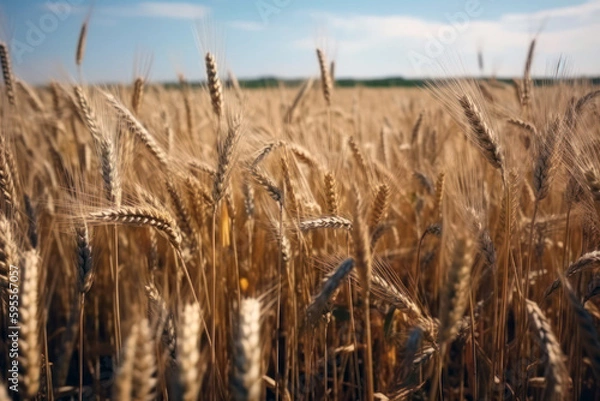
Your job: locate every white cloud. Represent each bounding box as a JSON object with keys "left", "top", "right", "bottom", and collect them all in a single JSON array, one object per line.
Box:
[
  {"left": 299, "top": 0, "right": 600, "bottom": 77},
  {"left": 502, "top": 0, "right": 600, "bottom": 25},
  {"left": 228, "top": 20, "right": 265, "bottom": 31},
  {"left": 101, "top": 2, "right": 209, "bottom": 20}
]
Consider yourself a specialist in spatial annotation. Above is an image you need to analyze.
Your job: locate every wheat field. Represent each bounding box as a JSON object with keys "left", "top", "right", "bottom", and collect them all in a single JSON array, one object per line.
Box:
[{"left": 0, "top": 35, "right": 599, "bottom": 401}]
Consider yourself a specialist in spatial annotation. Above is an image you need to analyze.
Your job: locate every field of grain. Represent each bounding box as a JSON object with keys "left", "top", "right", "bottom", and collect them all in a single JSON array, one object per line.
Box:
[{"left": 0, "top": 38, "right": 600, "bottom": 401}]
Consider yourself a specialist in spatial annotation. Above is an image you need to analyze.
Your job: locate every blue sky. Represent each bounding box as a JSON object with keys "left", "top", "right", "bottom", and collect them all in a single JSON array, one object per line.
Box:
[{"left": 1, "top": 0, "right": 599, "bottom": 83}]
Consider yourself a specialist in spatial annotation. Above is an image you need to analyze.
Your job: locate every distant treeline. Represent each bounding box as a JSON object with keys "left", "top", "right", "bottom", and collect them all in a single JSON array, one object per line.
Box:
[{"left": 162, "top": 76, "right": 600, "bottom": 89}]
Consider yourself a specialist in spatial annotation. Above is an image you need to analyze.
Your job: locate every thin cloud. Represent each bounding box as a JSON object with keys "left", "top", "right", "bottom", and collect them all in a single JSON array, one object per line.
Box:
[
  {"left": 502, "top": 0, "right": 600, "bottom": 24},
  {"left": 228, "top": 20, "right": 265, "bottom": 31},
  {"left": 101, "top": 2, "right": 209, "bottom": 20},
  {"left": 298, "top": 1, "right": 600, "bottom": 77}
]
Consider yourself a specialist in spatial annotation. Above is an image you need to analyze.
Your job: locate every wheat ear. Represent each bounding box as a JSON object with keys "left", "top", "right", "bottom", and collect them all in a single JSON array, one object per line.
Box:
[
  {"left": 563, "top": 281, "right": 600, "bottom": 380},
  {"left": 100, "top": 137, "right": 122, "bottom": 206},
  {"left": 89, "top": 207, "right": 182, "bottom": 248},
  {"left": 104, "top": 91, "right": 169, "bottom": 167},
  {"left": 305, "top": 258, "right": 355, "bottom": 328},
  {"left": 533, "top": 119, "right": 560, "bottom": 201},
  {"left": 113, "top": 322, "right": 139, "bottom": 401},
  {"left": 369, "top": 183, "right": 391, "bottom": 229},
  {"left": 19, "top": 250, "right": 41, "bottom": 399},
  {"left": 0, "top": 134, "right": 18, "bottom": 214},
  {"left": 0, "top": 215, "right": 17, "bottom": 277},
  {"left": 546, "top": 251, "right": 600, "bottom": 297},
  {"left": 75, "top": 20, "right": 88, "bottom": 67},
  {"left": 205, "top": 52, "right": 223, "bottom": 118},
  {"left": 285, "top": 78, "right": 314, "bottom": 123},
  {"left": 232, "top": 298, "right": 262, "bottom": 401},
  {"left": 131, "top": 77, "right": 144, "bottom": 115},
  {"left": 145, "top": 283, "right": 176, "bottom": 359},
  {"left": 132, "top": 318, "right": 157, "bottom": 400},
  {"left": 249, "top": 167, "right": 282, "bottom": 204},
  {"left": 213, "top": 117, "right": 241, "bottom": 203},
  {"left": 178, "top": 303, "right": 202, "bottom": 401},
  {"left": 316, "top": 48, "right": 332, "bottom": 106},
  {"left": 299, "top": 216, "right": 352, "bottom": 232},
  {"left": 0, "top": 42, "right": 16, "bottom": 106},
  {"left": 525, "top": 299, "right": 569, "bottom": 399},
  {"left": 507, "top": 117, "right": 538, "bottom": 136},
  {"left": 458, "top": 95, "right": 504, "bottom": 172},
  {"left": 16, "top": 80, "right": 44, "bottom": 112},
  {"left": 521, "top": 39, "right": 535, "bottom": 109},
  {"left": 438, "top": 238, "right": 473, "bottom": 344},
  {"left": 76, "top": 225, "right": 94, "bottom": 294}
]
